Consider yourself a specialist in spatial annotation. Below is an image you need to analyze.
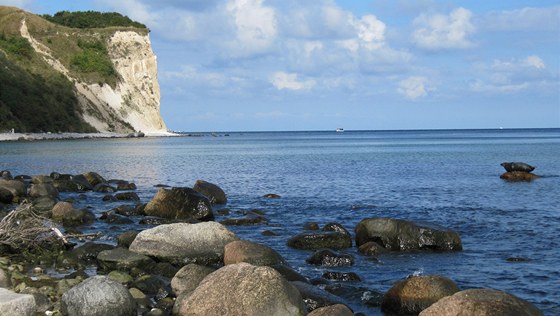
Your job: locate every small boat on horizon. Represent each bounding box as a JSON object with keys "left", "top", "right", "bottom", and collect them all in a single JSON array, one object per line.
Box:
[{"left": 336, "top": 128, "right": 344, "bottom": 132}]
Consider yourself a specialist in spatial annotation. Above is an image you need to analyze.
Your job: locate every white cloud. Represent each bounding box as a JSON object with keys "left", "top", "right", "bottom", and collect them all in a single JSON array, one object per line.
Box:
[
  {"left": 398, "top": 76, "right": 429, "bottom": 100},
  {"left": 525, "top": 55, "right": 545, "bottom": 69},
  {"left": 477, "top": 6, "right": 560, "bottom": 32},
  {"left": 270, "top": 72, "right": 316, "bottom": 91},
  {"left": 412, "top": 7, "right": 475, "bottom": 50},
  {"left": 351, "top": 15, "right": 386, "bottom": 50}
]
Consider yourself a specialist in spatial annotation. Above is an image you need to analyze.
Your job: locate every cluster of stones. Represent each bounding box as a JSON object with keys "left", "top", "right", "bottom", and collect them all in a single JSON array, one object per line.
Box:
[
  {"left": 499, "top": 162, "right": 541, "bottom": 181},
  {"left": 0, "top": 170, "right": 544, "bottom": 315}
]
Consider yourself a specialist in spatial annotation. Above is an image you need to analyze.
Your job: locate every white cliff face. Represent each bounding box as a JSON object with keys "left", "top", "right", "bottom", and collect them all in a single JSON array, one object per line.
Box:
[{"left": 20, "top": 18, "right": 167, "bottom": 134}]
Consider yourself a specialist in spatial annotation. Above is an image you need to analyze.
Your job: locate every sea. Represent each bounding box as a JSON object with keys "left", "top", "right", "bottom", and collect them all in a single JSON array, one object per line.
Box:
[{"left": 1, "top": 128, "right": 559, "bottom": 315}]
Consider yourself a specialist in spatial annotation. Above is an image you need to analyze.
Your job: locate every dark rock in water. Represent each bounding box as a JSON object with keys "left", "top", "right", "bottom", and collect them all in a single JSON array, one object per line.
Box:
[
  {"left": 51, "top": 201, "right": 95, "bottom": 226},
  {"left": 69, "top": 174, "right": 93, "bottom": 191},
  {"left": 382, "top": 275, "right": 460, "bottom": 315},
  {"left": 115, "top": 192, "right": 140, "bottom": 201},
  {"left": 100, "top": 211, "right": 134, "bottom": 224},
  {"left": 501, "top": 162, "right": 535, "bottom": 173},
  {"left": 114, "top": 204, "right": 144, "bottom": 217},
  {"left": 31, "top": 175, "right": 53, "bottom": 184},
  {"left": 83, "top": 171, "right": 107, "bottom": 187},
  {"left": 53, "top": 178, "right": 89, "bottom": 192},
  {"left": 304, "top": 222, "right": 320, "bottom": 230},
  {"left": 308, "top": 304, "right": 354, "bottom": 316},
  {"left": 291, "top": 281, "right": 347, "bottom": 313},
  {"left": 144, "top": 187, "right": 214, "bottom": 221},
  {"left": 322, "top": 271, "right": 361, "bottom": 282},
  {"left": 117, "top": 231, "right": 139, "bottom": 248},
  {"left": 358, "top": 241, "right": 386, "bottom": 256},
  {"left": 287, "top": 232, "right": 352, "bottom": 250},
  {"left": 323, "top": 222, "right": 351, "bottom": 236},
  {"left": 271, "top": 263, "right": 309, "bottom": 283},
  {"left": 355, "top": 217, "right": 462, "bottom": 251},
  {"left": 97, "top": 247, "right": 156, "bottom": 272},
  {"left": 193, "top": 179, "right": 227, "bottom": 204},
  {"left": 132, "top": 274, "right": 171, "bottom": 296},
  {"left": 306, "top": 249, "right": 354, "bottom": 267},
  {"left": 262, "top": 230, "right": 280, "bottom": 236},
  {"left": 500, "top": 171, "right": 541, "bottom": 181},
  {"left": 31, "top": 196, "right": 57, "bottom": 213},
  {"left": 507, "top": 257, "right": 530, "bottom": 262},
  {"left": 0, "top": 187, "right": 14, "bottom": 204},
  {"left": 70, "top": 242, "right": 115, "bottom": 263},
  {"left": 219, "top": 214, "right": 267, "bottom": 226},
  {"left": 61, "top": 276, "right": 136, "bottom": 316},
  {"left": 0, "top": 170, "right": 13, "bottom": 180},
  {"left": 171, "top": 264, "right": 216, "bottom": 296},
  {"left": 0, "top": 179, "right": 26, "bottom": 202},
  {"left": 129, "top": 222, "right": 239, "bottom": 265},
  {"left": 419, "top": 288, "right": 544, "bottom": 316},
  {"left": 324, "top": 283, "right": 384, "bottom": 307},
  {"left": 29, "top": 183, "right": 59, "bottom": 199},
  {"left": 93, "top": 183, "right": 117, "bottom": 193},
  {"left": 224, "top": 240, "right": 285, "bottom": 266},
  {"left": 109, "top": 180, "right": 137, "bottom": 191},
  {"left": 102, "top": 194, "right": 118, "bottom": 202},
  {"left": 176, "top": 263, "right": 305, "bottom": 316}
]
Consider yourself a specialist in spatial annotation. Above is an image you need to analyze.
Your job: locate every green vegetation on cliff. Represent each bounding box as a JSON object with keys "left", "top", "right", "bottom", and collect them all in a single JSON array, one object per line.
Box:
[{"left": 42, "top": 10, "right": 146, "bottom": 29}]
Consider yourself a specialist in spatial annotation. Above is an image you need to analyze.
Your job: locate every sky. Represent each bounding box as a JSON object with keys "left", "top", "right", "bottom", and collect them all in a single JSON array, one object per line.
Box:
[{"left": 5, "top": 0, "right": 560, "bottom": 132}]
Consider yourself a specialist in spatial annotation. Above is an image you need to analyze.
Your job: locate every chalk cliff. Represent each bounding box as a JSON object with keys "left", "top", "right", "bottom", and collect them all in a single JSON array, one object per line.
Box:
[{"left": 0, "top": 7, "right": 167, "bottom": 134}]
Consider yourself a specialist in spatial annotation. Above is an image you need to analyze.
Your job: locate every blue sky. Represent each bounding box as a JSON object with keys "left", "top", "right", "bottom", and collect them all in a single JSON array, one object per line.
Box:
[{"left": 7, "top": 0, "right": 560, "bottom": 131}]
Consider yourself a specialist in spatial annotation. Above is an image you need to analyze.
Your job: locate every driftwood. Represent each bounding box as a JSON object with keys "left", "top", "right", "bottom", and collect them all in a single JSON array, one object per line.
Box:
[{"left": 0, "top": 202, "right": 64, "bottom": 251}]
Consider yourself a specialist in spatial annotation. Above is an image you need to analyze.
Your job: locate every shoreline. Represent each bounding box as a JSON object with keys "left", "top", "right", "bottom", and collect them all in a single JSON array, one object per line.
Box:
[{"left": 0, "top": 131, "right": 181, "bottom": 142}]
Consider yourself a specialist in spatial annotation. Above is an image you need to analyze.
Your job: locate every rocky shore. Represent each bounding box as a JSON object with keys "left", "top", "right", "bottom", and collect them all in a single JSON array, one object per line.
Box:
[
  {"left": 0, "top": 170, "right": 544, "bottom": 315},
  {"left": 0, "top": 131, "right": 179, "bottom": 142}
]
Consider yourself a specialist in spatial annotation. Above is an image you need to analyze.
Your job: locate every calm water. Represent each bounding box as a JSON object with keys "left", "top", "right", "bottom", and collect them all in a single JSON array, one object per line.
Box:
[{"left": 1, "top": 128, "right": 559, "bottom": 315}]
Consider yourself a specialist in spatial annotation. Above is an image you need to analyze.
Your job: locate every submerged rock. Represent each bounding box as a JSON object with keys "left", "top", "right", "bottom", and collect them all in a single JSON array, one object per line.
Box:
[
  {"left": 355, "top": 218, "right": 462, "bottom": 251},
  {"left": 193, "top": 179, "right": 227, "bottom": 204},
  {"left": 382, "top": 275, "right": 460, "bottom": 315},
  {"left": 144, "top": 187, "right": 214, "bottom": 221},
  {"left": 287, "top": 232, "right": 352, "bottom": 250},
  {"left": 97, "top": 247, "right": 156, "bottom": 272},
  {"left": 500, "top": 171, "right": 541, "bottom": 181},
  {"left": 306, "top": 249, "right": 354, "bottom": 267},
  {"left": 419, "top": 288, "right": 543, "bottom": 316},
  {"left": 176, "top": 263, "right": 305, "bottom": 316},
  {"left": 291, "top": 281, "right": 347, "bottom": 313}
]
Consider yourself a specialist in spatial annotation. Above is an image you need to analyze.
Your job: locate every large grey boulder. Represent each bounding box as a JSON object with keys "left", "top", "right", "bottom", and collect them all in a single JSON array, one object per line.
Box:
[
  {"left": 0, "top": 288, "right": 36, "bottom": 316},
  {"left": 171, "top": 264, "right": 216, "bottom": 296},
  {"left": 382, "top": 275, "right": 460, "bottom": 315},
  {"left": 144, "top": 187, "right": 214, "bottom": 221},
  {"left": 419, "top": 288, "right": 543, "bottom": 316},
  {"left": 176, "top": 263, "right": 306, "bottom": 316},
  {"left": 308, "top": 304, "right": 354, "bottom": 316},
  {"left": 355, "top": 218, "right": 462, "bottom": 251},
  {"left": 129, "top": 222, "right": 239, "bottom": 265},
  {"left": 224, "top": 240, "right": 285, "bottom": 266},
  {"left": 28, "top": 183, "right": 59, "bottom": 199},
  {"left": 193, "top": 179, "right": 227, "bottom": 204},
  {"left": 61, "top": 276, "right": 136, "bottom": 316},
  {"left": 0, "top": 179, "right": 26, "bottom": 202}
]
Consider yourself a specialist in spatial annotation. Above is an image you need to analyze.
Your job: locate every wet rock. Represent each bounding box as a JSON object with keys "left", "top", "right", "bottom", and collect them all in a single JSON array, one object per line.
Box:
[
  {"left": 355, "top": 218, "right": 462, "bottom": 251},
  {"left": 93, "top": 183, "right": 117, "bottom": 193},
  {"left": 288, "top": 232, "right": 352, "bottom": 250},
  {"left": 308, "top": 304, "right": 354, "bottom": 316},
  {"left": 0, "top": 179, "right": 26, "bottom": 202},
  {"left": 220, "top": 214, "right": 268, "bottom": 226},
  {"left": 129, "top": 222, "right": 239, "bottom": 265},
  {"left": 263, "top": 193, "right": 281, "bottom": 198},
  {"left": 224, "top": 240, "right": 285, "bottom": 266},
  {"left": 0, "top": 288, "right": 36, "bottom": 316},
  {"left": 131, "top": 274, "right": 171, "bottom": 296},
  {"left": 0, "top": 187, "right": 13, "bottom": 204},
  {"left": 117, "top": 231, "right": 139, "bottom": 248},
  {"left": 129, "top": 287, "right": 150, "bottom": 309},
  {"left": 100, "top": 211, "right": 134, "bottom": 225},
  {"left": 144, "top": 187, "right": 214, "bottom": 221},
  {"left": 419, "top": 288, "right": 544, "bottom": 316},
  {"left": 115, "top": 192, "right": 140, "bottom": 201},
  {"left": 176, "top": 263, "right": 305, "bottom": 316},
  {"left": 323, "top": 222, "right": 351, "bottom": 235},
  {"left": 51, "top": 201, "right": 95, "bottom": 226},
  {"left": 0, "top": 170, "right": 12, "bottom": 180},
  {"left": 82, "top": 171, "right": 107, "bottom": 187},
  {"left": 358, "top": 241, "right": 386, "bottom": 256},
  {"left": 108, "top": 270, "right": 134, "bottom": 285},
  {"left": 382, "top": 275, "right": 460, "bottom": 315},
  {"left": 171, "top": 264, "right": 216, "bottom": 296},
  {"left": 53, "top": 179, "right": 88, "bottom": 192},
  {"left": 304, "top": 222, "right": 320, "bottom": 230},
  {"left": 262, "top": 230, "right": 280, "bottom": 236},
  {"left": 500, "top": 171, "right": 541, "bottom": 181},
  {"left": 0, "top": 268, "right": 10, "bottom": 288},
  {"left": 61, "top": 275, "right": 136, "bottom": 316},
  {"left": 193, "top": 179, "right": 227, "bottom": 204},
  {"left": 322, "top": 271, "right": 361, "bottom": 282},
  {"left": 29, "top": 182, "right": 59, "bottom": 199},
  {"left": 324, "top": 283, "right": 384, "bottom": 307},
  {"left": 102, "top": 194, "right": 117, "bottom": 202},
  {"left": 69, "top": 174, "right": 93, "bottom": 191},
  {"left": 306, "top": 249, "right": 354, "bottom": 267},
  {"left": 291, "top": 281, "right": 347, "bottom": 313},
  {"left": 69, "top": 242, "right": 115, "bottom": 263},
  {"left": 31, "top": 175, "right": 53, "bottom": 184},
  {"left": 97, "top": 247, "right": 156, "bottom": 272},
  {"left": 108, "top": 180, "right": 137, "bottom": 191}
]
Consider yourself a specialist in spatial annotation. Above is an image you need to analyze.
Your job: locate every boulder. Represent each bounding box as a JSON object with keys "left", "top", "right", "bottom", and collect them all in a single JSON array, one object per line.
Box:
[
  {"left": 97, "top": 247, "right": 156, "bottom": 272},
  {"left": 82, "top": 171, "right": 107, "bottom": 187},
  {"left": 287, "top": 232, "right": 352, "bottom": 250},
  {"left": 68, "top": 242, "right": 115, "bottom": 263},
  {"left": 500, "top": 171, "right": 541, "bottom": 181},
  {"left": 51, "top": 201, "right": 95, "bottom": 226},
  {"left": 0, "top": 288, "right": 35, "bottom": 316},
  {"left": 306, "top": 249, "right": 354, "bottom": 267},
  {"left": 114, "top": 192, "right": 140, "bottom": 201},
  {"left": 193, "top": 179, "right": 227, "bottom": 204},
  {"left": 323, "top": 222, "right": 351, "bottom": 235},
  {"left": 382, "top": 275, "right": 460, "bottom": 315},
  {"left": 355, "top": 218, "right": 462, "bottom": 251},
  {"left": 0, "top": 179, "right": 26, "bottom": 202},
  {"left": 291, "top": 281, "right": 347, "bottom": 313},
  {"left": 144, "top": 187, "right": 214, "bottom": 221},
  {"left": 171, "top": 264, "right": 216, "bottom": 296},
  {"left": 224, "top": 240, "right": 285, "bottom": 266},
  {"left": 93, "top": 183, "right": 117, "bottom": 193},
  {"left": 176, "top": 263, "right": 306, "bottom": 316},
  {"left": 31, "top": 196, "right": 57, "bottom": 213},
  {"left": 322, "top": 271, "right": 361, "bottom": 282},
  {"left": 28, "top": 183, "right": 59, "bottom": 199},
  {"left": 0, "top": 170, "right": 12, "bottom": 180},
  {"left": 419, "top": 288, "right": 543, "bottom": 316},
  {"left": 358, "top": 241, "right": 387, "bottom": 256},
  {"left": 129, "top": 222, "right": 239, "bottom": 265},
  {"left": 31, "top": 175, "right": 53, "bottom": 184},
  {"left": 308, "top": 304, "right": 354, "bottom": 316},
  {"left": 61, "top": 276, "right": 136, "bottom": 316},
  {"left": 0, "top": 187, "right": 13, "bottom": 204},
  {"left": 117, "top": 231, "right": 139, "bottom": 248}
]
